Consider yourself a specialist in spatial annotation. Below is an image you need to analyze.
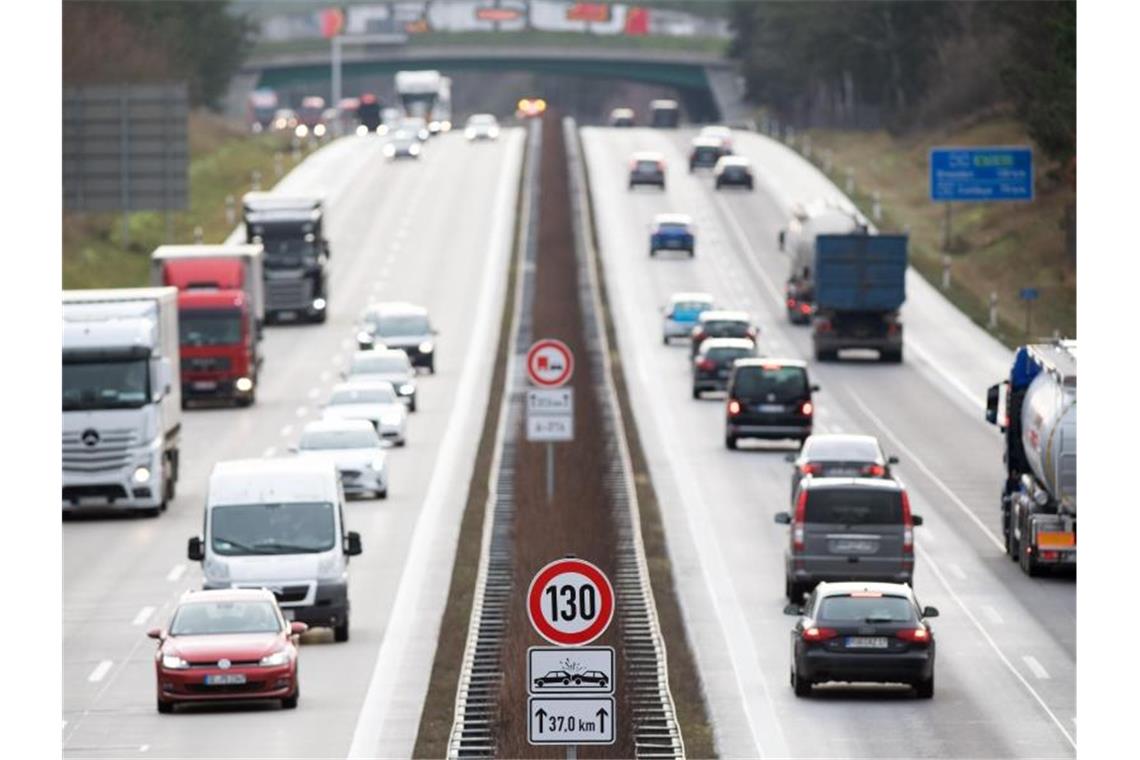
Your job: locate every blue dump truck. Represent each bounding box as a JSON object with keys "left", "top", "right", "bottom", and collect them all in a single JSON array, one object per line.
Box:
[{"left": 811, "top": 233, "right": 908, "bottom": 363}]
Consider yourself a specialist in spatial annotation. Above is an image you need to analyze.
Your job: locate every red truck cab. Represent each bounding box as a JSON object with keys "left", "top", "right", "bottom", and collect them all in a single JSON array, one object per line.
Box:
[{"left": 163, "top": 259, "right": 260, "bottom": 407}]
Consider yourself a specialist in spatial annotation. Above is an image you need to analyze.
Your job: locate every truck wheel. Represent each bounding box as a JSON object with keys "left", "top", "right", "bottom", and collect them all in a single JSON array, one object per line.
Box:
[
  {"left": 409, "top": 395, "right": 417, "bottom": 413},
  {"left": 1020, "top": 541, "right": 1040, "bottom": 577},
  {"left": 1005, "top": 518, "right": 1020, "bottom": 560},
  {"left": 692, "top": 387, "right": 701, "bottom": 400},
  {"left": 334, "top": 617, "right": 350, "bottom": 642}
]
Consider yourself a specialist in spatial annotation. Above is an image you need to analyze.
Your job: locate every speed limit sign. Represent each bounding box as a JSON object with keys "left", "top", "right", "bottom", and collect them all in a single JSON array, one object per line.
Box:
[{"left": 527, "top": 558, "right": 615, "bottom": 646}]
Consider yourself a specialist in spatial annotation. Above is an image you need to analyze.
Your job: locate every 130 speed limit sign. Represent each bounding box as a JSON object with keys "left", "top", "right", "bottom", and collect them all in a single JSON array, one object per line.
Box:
[{"left": 527, "top": 558, "right": 615, "bottom": 646}]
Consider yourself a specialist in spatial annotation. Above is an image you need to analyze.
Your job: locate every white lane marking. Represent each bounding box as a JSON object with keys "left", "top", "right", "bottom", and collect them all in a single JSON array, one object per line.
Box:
[
  {"left": 918, "top": 547, "right": 1075, "bottom": 748},
  {"left": 140, "top": 746, "right": 150, "bottom": 753},
  {"left": 948, "top": 562, "right": 967, "bottom": 581},
  {"left": 165, "top": 564, "right": 186, "bottom": 582},
  {"left": 87, "top": 660, "right": 113, "bottom": 683},
  {"left": 131, "top": 606, "right": 155, "bottom": 626},
  {"left": 982, "top": 605, "right": 1004, "bottom": 625},
  {"left": 295, "top": 406, "right": 308, "bottom": 418},
  {"left": 308, "top": 387, "right": 321, "bottom": 399},
  {"left": 845, "top": 391, "right": 1005, "bottom": 552},
  {"left": 280, "top": 424, "right": 293, "bottom": 437},
  {"left": 1022, "top": 655, "right": 1051, "bottom": 680},
  {"left": 62, "top": 720, "right": 67, "bottom": 730},
  {"left": 263, "top": 446, "right": 277, "bottom": 458},
  {"left": 714, "top": 195, "right": 786, "bottom": 306}
]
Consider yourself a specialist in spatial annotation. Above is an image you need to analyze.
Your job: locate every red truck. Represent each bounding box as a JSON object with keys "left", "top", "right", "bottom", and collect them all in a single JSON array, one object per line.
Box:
[{"left": 150, "top": 245, "right": 265, "bottom": 407}]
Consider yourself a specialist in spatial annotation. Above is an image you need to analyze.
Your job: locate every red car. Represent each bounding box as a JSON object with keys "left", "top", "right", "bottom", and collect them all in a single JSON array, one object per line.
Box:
[{"left": 148, "top": 588, "right": 306, "bottom": 713}]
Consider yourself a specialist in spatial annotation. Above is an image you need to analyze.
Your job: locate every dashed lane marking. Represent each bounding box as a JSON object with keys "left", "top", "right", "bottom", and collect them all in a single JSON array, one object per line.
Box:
[
  {"left": 87, "top": 660, "right": 113, "bottom": 683},
  {"left": 165, "top": 564, "right": 186, "bottom": 582},
  {"left": 131, "top": 606, "right": 155, "bottom": 626},
  {"left": 1022, "top": 655, "right": 1051, "bottom": 680}
]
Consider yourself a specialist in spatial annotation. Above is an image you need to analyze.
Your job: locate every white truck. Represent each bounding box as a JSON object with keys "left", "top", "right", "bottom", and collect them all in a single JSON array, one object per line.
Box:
[
  {"left": 779, "top": 200, "right": 869, "bottom": 324},
  {"left": 395, "top": 70, "right": 450, "bottom": 133},
  {"left": 985, "top": 340, "right": 1077, "bottom": 575},
  {"left": 63, "top": 287, "right": 182, "bottom": 516}
]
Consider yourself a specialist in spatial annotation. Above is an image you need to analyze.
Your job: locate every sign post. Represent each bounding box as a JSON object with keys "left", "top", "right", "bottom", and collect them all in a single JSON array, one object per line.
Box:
[
  {"left": 525, "top": 340, "right": 575, "bottom": 504},
  {"left": 526, "top": 558, "right": 617, "bottom": 750},
  {"left": 1019, "top": 287, "right": 1039, "bottom": 337}
]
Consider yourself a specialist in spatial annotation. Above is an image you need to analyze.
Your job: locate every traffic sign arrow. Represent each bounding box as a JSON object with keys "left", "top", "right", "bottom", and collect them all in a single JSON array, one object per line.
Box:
[
  {"left": 535, "top": 707, "right": 548, "bottom": 733},
  {"left": 596, "top": 707, "right": 608, "bottom": 734}
]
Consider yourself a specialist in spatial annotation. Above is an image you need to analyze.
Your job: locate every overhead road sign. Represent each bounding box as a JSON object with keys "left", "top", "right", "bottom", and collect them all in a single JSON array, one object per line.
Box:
[
  {"left": 528, "top": 646, "right": 615, "bottom": 695},
  {"left": 527, "top": 558, "right": 615, "bottom": 646},
  {"left": 930, "top": 146, "right": 1034, "bottom": 202},
  {"left": 526, "top": 339, "right": 574, "bottom": 387},
  {"left": 528, "top": 696, "right": 615, "bottom": 746}
]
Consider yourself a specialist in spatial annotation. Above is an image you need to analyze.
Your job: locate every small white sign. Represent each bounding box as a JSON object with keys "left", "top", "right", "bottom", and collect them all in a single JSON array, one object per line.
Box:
[
  {"left": 528, "top": 697, "right": 615, "bottom": 746},
  {"left": 529, "top": 647, "right": 614, "bottom": 694},
  {"left": 527, "top": 389, "right": 574, "bottom": 416},
  {"left": 526, "top": 414, "right": 573, "bottom": 442}
]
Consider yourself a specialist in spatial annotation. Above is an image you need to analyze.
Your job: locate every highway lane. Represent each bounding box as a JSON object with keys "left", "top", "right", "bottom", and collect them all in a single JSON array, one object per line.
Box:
[
  {"left": 582, "top": 126, "right": 1075, "bottom": 758},
  {"left": 63, "top": 129, "right": 523, "bottom": 758}
]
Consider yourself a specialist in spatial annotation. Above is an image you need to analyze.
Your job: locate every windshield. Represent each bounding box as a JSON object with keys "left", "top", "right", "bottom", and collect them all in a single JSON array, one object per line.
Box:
[
  {"left": 169, "top": 600, "right": 282, "bottom": 636},
  {"left": 732, "top": 366, "right": 807, "bottom": 400},
  {"left": 370, "top": 314, "right": 428, "bottom": 337},
  {"left": 351, "top": 355, "right": 408, "bottom": 375},
  {"left": 62, "top": 357, "right": 150, "bottom": 411},
  {"left": 708, "top": 347, "right": 754, "bottom": 362},
  {"left": 299, "top": 429, "right": 380, "bottom": 450},
  {"left": 805, "top": 489, "right": 903, "bottom": 524},
  {"left": 636, "top": 160, "right": 659, "bottom": 172},
  {"left": 818, "top": 595, "right": 914, "bottom": 623},
  {"left": 211, "top": 502, "right": 336, "bottom": 556},
  {"left": 703, "top": 320, "right": 750, "bottom": 337},
  {"left": 261, "top": 236, "right": 318, "bottom": 261},
  {"left": 180, "top": 310, "right": 242, "bottom": 347},
  {"left": 330, "top": 385, "right": 397, "bottom": 404}
]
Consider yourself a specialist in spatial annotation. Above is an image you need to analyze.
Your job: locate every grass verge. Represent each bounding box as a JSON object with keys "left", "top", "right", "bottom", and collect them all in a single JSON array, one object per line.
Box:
[
  {"left": 62, "top": 111, "right": 300, "bottom": 289},
  {"left": 796, "top": 111, "right": 1075, "bottom": 346}
]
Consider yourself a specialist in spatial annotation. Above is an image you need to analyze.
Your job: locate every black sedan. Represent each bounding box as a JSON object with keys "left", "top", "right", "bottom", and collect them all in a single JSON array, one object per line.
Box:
[
  {"left": 692, "top": 337, "right": 757, "bottom": 398},
  {"left": 786, "top": 582, "right": 938, "bottom": 698},
  {"left": 786, "top": 434, "right": 898, "bottom": 501}
]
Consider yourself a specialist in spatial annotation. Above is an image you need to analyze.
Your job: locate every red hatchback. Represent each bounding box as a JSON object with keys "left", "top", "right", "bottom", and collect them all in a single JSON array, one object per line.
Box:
[{"left": 148, "top": 588, "right": 307, "bottom": 713}]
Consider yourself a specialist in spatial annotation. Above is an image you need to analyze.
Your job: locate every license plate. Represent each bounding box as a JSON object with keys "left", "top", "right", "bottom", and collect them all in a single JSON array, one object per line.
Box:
[
  {"left": 192, "top": 381, "right": 217, "bottom": 391},
  {"left": 667, "top": 240, "right": 681, "bottom": 247},
  {"left": 846, "top": 637, "right": 888, "bottom": 649},
  {"left": 281, "top": 608, "right": 295, "bottom": 621},
  {"left": 205, "top": 674, "right": 247, "bottom": 685},
  {"left": 277, "top": 310, "right": 297, "bottom": 320},
  {"left": 829, "top": 468, "right": 860, "bottom": 477},
  {"left": 831, "top": 539, "right": 876, "bottom": 554},
  {"left": 758, "top": 404, "right": 784, "bottom": 413}
]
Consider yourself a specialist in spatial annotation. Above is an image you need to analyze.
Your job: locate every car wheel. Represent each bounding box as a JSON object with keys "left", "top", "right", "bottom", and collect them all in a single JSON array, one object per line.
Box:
[
  {"left": 792, "top": 666, "right": 812, "bottom": 697},
  {"left": 157, "top": 697, "right": 174, "bottom": 714},
  {"left": 715, "top": 180, "right": 722, "bottom": 190},
  {"left": 650, "top": 248, "right": 656, "bottom": 257},
  {"left": 662, "top": 335, "right": 670, "bottom": 346},
  {"left": 428, "top": 361, "right": 435, "bottom": 375},
  {"left": 628, "top": 182, "right": 634, "bottom": 190},
  {"left": 573, "top": 677, "right": 582, "bottom": 685},
  {"left": 282, "top": 685, "right": 299, "bottom": 709},
  {"left": 815, "top": 347, "right": 837, "bottom": 362},
  {"left": 915, "top": 675, "right": 934, "bottom": 699},
  {"left": 334, "top": 617, "right": 350, "bottom": 643},
  {"left": 881, "top": 349, "right": 903, "bottom": 364},
  {"left": 689, "top": 248, "right": 695, "bottom": 258},
  {"left": 379, "top": 488, "right": 388, "bottom": 499},
  {"left": 692, "top": 387, "right": 701, "bottom": 400},
  {"left": 725, "top": 434, "right": 738, "bottom": 450},
  {"left": 562, "top": 678, "right": 570, "bottom": 685},
  {"left": 409, "top": 396, "right": 417, "bottom": 413}
]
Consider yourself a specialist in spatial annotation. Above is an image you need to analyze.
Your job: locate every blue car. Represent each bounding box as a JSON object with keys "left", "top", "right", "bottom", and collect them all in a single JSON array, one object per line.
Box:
[
  {"left": 662, "top": 291, "right": 715, "bottom": 345},
  {"left": 650, "top": 214, "right": 695, "bottom": 257}
]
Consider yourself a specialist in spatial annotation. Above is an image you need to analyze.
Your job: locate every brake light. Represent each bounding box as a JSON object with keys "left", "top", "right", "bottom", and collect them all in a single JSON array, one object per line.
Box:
[
  {"left": 888, "top": 322, "right": 900, "bottom": 336},
  {"left": 657, "top": 160, "right": 666, "bottom": 172},
  {"left": 792, "top": 490, "right": 807, "bottom": 551},
  {"left": 901, "top": 490, "right": 914, "bottom": 555},
  {"left": 862, "top": 464, "right": 886, "bottom": 477},
  {"left": 728, "top": 399, "right": 742, "bottom": 416},
  {"left": 896, "top": 626, "right": 931, "bottom": 645},
  {"left": 800, "top": 401, "right": 814, "bottom": 416},
  {"left": 747, "top": 326, "right": 759, "bottom": 338},
  {"left": 799, "top": 462, "right": 823, "bottom": 476},
  {"left": 850, "top": 591, "right": 883, "bottom": 598},
  {"left": 802, "top": 626, "right": 838, "bottom": 642},
  {"left": 799, "top": 303, "right": 812, "bottom": 314},
  {"left": 787, "top": 298, "right": 796, "bottom": 308},
  {"left": 698, "top": 358, "right": 716, "bottom": 371},
  {"left": 693, "top": 329, "right": 706, "bottom": 342}
]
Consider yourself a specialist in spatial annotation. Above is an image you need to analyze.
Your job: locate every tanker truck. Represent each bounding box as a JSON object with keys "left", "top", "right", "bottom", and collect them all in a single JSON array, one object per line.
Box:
[
  {"left": 985, "top": 340, "right": 1076, "bottom": 575},
  {"left": 778, "top": 200, "right": 869, "bottom": 324}
]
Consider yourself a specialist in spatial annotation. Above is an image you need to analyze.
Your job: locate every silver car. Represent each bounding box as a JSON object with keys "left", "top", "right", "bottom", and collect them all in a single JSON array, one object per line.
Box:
[
  {"left": 293, "top": 419, "right": 390, "bottom": 498},
  {"left": 343, "top": 351, "right": 418, "bottom": 412},
  {"left": 662, "top": 292, "right": 715, "bottom": 345},
  {"left": 322, "top": 380, "right": 409, "bottom": 443}
]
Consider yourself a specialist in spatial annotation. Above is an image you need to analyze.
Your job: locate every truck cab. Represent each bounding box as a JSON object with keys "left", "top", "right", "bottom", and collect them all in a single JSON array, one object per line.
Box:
[
  {"left": 243, "top": 194, "right": 330, "bottom": 324},
  {"left": 177, "top": 287, "right": 258, "bottom": 406}
]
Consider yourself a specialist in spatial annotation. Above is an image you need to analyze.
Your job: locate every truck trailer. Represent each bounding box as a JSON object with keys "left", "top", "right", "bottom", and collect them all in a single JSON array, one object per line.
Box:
[
  {"left": 150, "top": 244, "right": 265, "bottom": 406},
  {"left": 985, "top": 341, "right": 1077, "bottom": 575},
  {"left": 242, "top": 193, "right": 330, "bottom": 323},
  {"left": 780, "top": 201, "right": 869, "bottom": 324},
  {"left": 395, "top": 70, "right": 450, "bottom": 133},
  {"left": 63, "top": 287, "right": 182, "bottom": 516}
]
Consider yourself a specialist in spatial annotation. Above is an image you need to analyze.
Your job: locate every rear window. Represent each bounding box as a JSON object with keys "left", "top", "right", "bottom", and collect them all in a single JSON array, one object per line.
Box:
[
  {"left": 732, "top": 366, "right": 807, "bottom": 400},
  {"left": 636, "top": 160, "right": 660, "bottom": 172},
  {"left": 708, "top": 347, "right": 753, "bottom": 362},
  {"left": 806, "top": 438, "right": 880, "bottom": 461},
  {"left": 672, "top": 300, "right": 711, "bottom": 314},
  {"left": 703, "top": 320, "right": 749, "bottom": 336},
  {"left": 817, "top": 595, "right": 915, "bottom": 623},
  {"left": 657, "top": 223, "right": 689, "bottom": 233},
  {"left": 804, "top": 488, "right": 903, "bottom": 524}
]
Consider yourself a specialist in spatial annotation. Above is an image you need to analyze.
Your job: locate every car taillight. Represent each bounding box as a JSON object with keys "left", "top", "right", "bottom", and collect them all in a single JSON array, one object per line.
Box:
[
  {"left": 728, "top": 399, "right": 742, "bottom": 416},
  {"left": 787, "top": 297, "right": 797, "bottom": 308},
  {"left": 747, "top": 326, "right": 758, "bottom": 338},
  {"left": 799, "top": 462, "right": 823, "bottom": 476},
  {"left": 693, "top": 329, "right": 706, "bottom": 342},
  {"left": 697, "top": 358, "right": 716, "bottom": 371},
  {"left": 799, "top": 303, "right": 812, "bottom": 314},
  {"left": 896, "top": 626, "right": 931, "bottom": 645},
  {"left": 862, "top": 464, "right": 886, "bottom": 477},
  {"left": 792, "top": 489, "right": 807, "bottom": 551},
  {"left": 901, "top": 489, "right": 914, "bottom": 555},
  {"left": 802, "top": 626, "right": 838, "bottom": 642},
  {"left": 657, "top": 160, "right": 666, "bottom": 172},
  {"left": 800, "top": 401, "right": 814, "bottom": 416}
]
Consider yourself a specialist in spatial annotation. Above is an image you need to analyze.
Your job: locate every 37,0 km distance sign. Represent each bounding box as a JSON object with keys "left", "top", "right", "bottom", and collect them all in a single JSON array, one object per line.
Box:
[
  {"left": 527, "top": 558, "right": 615, "bottom": 646},
  {"left": 526, "top": 339, "right": 574, "bottom": 388}
]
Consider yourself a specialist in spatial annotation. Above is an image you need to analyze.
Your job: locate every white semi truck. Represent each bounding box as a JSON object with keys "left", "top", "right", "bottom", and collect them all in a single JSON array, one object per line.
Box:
[
  {"left": 395, "top": 70, "right": 451, "bottom": 133},
  {"left": 63, "top": 287, "right": 182, "bottom": 516},
  {"left": 985, "top": 340, "right": 1077, "bottom": 575}
]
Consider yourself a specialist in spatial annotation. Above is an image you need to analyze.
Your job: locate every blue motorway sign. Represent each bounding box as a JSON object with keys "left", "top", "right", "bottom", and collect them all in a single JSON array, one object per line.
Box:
[
  {"left": 1019, "top": 288, "right": 1039, "bottom": 302},
  {"left": 930, "top": 147, "right": 1033, "bottom": 202}
]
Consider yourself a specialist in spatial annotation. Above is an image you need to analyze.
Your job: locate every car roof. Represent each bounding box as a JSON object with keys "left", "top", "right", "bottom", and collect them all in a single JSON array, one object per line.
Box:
[
  {"left": 334, "top": 379, "right": 397, "bottom": 393},
  {"left": 800, "top": 476, "right": 902, "bottom": 492},
  {"left": 669, "top": 291, "right": 714, "bottom": 304},
  {"left": 209, "top": 458, "right": 338, "bottom": 505},
  {"left": 701, "top": 125, "right": 731, "bottom": 134},
  {"left": 733, "top": 357, "right": 807, "bottom": 369},
  {"left": 632, "top": 151, "right": 664, "bottom": 160},
  {"left": 691, "top": 136, "right": 723, "bottom": 147},
  {"left": 699, "top": 309, "right": 751, "bottom": 321},
  {"left": 803, "top": 433, "right": 881, "bottom": 454},
  {"left": 611, "top": 107, "right": 634, "bottom": 116},
  {"left": 351, "top": 349, "right": 408, "bottom": 362},
  {"left": 367, "top": 301, "right": 428, "bottom": 317},
  {"left": 814, "top": 581, "right": 915, "bottom": 598},
  {"left": 653, "top": 213, "right": 692, "bottom": 225},
  {"left": 717, "top": 156, "right": 752, "bottom": 166},
  {"left": 178, "top": 587, "right": 278, "bottom": 604},
  {"left": 301, "top": 418, "right": 376, "bottom": 435},
  {"left": 701, "top": 337, "right": 756, "bottom": 350}
]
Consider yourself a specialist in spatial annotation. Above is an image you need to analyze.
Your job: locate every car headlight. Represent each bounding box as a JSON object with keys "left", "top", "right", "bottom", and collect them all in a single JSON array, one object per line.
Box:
[
  {"left": 312, "top": 298, "right": 326, "bottom": 310},
  {"left": 162, "top": 654, "right": 189, "bottom": 670},
  {"left": 295, "top": 124, "right": 308, "bottom": 138},
  {"left": 203, "top": 556, "right": 230, "bottom": 581},
  {"left": 356, "top": 124, "right": 368, "bottom": 136},
  {"left": 441, "top": 121, "right": 451, "bottom": 132},
  {"left": 383, "top": 144, "right": 395, "bottom": 157},
  {"left": 399, "top": 384, "right": 415, "bottom": 395},
  {"left": 489, "top": 127, "right": 499, "bottom": 138},
  {"left": 235, "top": 377, "right": 253, "bottom": 393},
  {"left": 314, "top": 124, "right": 326, "bottom": 137},
  {"left": 259, "top": 650, "right": 291, "bottom": 667},
  {"left": 377, "top": 125, "right": 388, "bottom": 135},
  {"left": 132, "top": 466, "right": 151, "bottom": 484},
  {"left": 368, "top": 457, "right": 386, "bottom": 471},
  {"left": 357, "top": 330, "right": 375, "bottom": 346},
  {"left": 465, "top": 129, "right": 476, "bottom": 139},
  {"left": 418, "top": 341, "right": 434, "bottom": 353},
  {"left": 409, "top": 144, "right": 420, "bottom": 156}
]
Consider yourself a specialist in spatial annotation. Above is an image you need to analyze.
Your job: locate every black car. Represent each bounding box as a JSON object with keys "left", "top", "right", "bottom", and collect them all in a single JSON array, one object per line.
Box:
[
  {"left": 714, "top": 156, "right": 755, "bottom": 190},
  {"left": 357, "top": 302, "right": 437, "bottom": 373},
  {"left": 787, "top": 434, "right": 898, "bottom": 501},
  {"left": 692, "top": 337, "right": 757, "bottom": 398},
  {"left": 690, "top": 310, "right": 758, "bottom": 359},
  {"left": 786, "top": 582, "right": 938, "bottom": 698},
  {"left": 533, "top": 670, "right": 573, "bottom": 687},
  {"left": 689, "top": 137, "right": 726, "bottom": 171},
  {"left": 725, "top": 359, "right": 816, "bottom": 449},
  {"left": 629, "top": 152, "right": 666, "bottom": 189}
]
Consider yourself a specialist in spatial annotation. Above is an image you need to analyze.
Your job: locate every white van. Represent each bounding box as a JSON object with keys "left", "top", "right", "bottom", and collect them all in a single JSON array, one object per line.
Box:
[{"left": 187, "top": 458, "right": 362, "bottom": 641}]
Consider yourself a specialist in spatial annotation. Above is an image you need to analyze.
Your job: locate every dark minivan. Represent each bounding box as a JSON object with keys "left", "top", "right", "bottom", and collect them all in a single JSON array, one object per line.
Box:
[
  {"left": 724, "top": 359, "right": 815, "bottom": 448},
  {"left": 775, "top": 478, "right": 922, "bottom": 601}
]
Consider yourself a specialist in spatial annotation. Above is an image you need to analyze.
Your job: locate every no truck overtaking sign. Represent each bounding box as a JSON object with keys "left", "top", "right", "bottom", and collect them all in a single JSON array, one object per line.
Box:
[
  {"left": 526, "top": 339, "right": 574, "bottom": 388},
  {"left": 527, "top": 558, "right": 615, "bottom": 646}
]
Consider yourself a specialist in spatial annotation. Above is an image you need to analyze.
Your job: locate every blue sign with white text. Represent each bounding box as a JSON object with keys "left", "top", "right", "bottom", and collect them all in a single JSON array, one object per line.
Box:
[{"left": 930, "top": 147, "right": 1034, "bottom": 202}]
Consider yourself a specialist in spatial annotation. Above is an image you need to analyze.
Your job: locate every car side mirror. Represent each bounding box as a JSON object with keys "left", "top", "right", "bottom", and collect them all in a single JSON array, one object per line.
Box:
[
  {"left": 810, "top": 384, "right": 820, "bottom": 392},
  {"left": 784, "top": 453, "right": 796, "bottom": 463},
  {"left": 345, "top": 531, "right": 363, "bottom": 556},
  {"left": 290, "top": 621, "right": 309, "bottom": 636},
  {"left": 774, "top": 512, "right": 791, "bottom": 525},
  {"left": 985, "top": 383, "right": 1003, "bottom": 428},
  {"left": 778, "top": 230, "right": 786, "bottom": 251},
  {"left": 783, "top": 603, "right": 803, "bottom": 615},
  {"left": 187, "top": 536, "right": 204, "bottom": 562},
  {"left": 146, "top": 627, "right": 164, "bottom": 640},
  {"left": 912, "top": 514, "right": 924, "bottom": 526},
  {"left": 922, "top": 606, "right": 940, "bottom": 618},
  {"left": 888, "top": 455, "right": 899, "bottom": 465},
  {"left": 287, "top": 445, "right": 299, "bottom": 453}
]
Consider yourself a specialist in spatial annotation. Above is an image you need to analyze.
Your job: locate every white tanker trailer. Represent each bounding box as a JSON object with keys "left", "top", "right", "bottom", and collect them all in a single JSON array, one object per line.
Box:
[
  {"left": 986, "top": 340, "right": 1076, "bottom": 575},
  {"left": 778, "top": 200, "right": 869, "bottom": 324}
]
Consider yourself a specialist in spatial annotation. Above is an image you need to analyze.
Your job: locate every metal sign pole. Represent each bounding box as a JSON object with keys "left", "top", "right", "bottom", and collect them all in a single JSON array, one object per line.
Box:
[
  {"left": 546, "top": 442, "right": 554, "bottom": 504},
  {"left": 567, "top": 745, "right": 577, "bottom": 759},
  {"left": 331, "top": 36, "right": 342, "bottom": 113}
]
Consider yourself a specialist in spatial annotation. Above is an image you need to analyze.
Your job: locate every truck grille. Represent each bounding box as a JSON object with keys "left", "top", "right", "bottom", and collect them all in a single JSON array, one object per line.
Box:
[
  {"left": 62, "top": 428, "right": 140, "bottom": 472},
  {"left": 266, "top": 278, "right": 313, "bottom": 311},
  {"left": 183, "top": 356, "right": 232, "bottom": 372}
]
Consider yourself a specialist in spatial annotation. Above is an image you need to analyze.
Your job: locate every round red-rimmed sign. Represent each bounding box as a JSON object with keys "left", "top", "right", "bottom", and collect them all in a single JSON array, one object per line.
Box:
[
  {"left": 526, "top": 339, "right": 574, "bottom": 388},
  {"left": 527, "top": 558, "right": 615, "bottom": 646}
]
